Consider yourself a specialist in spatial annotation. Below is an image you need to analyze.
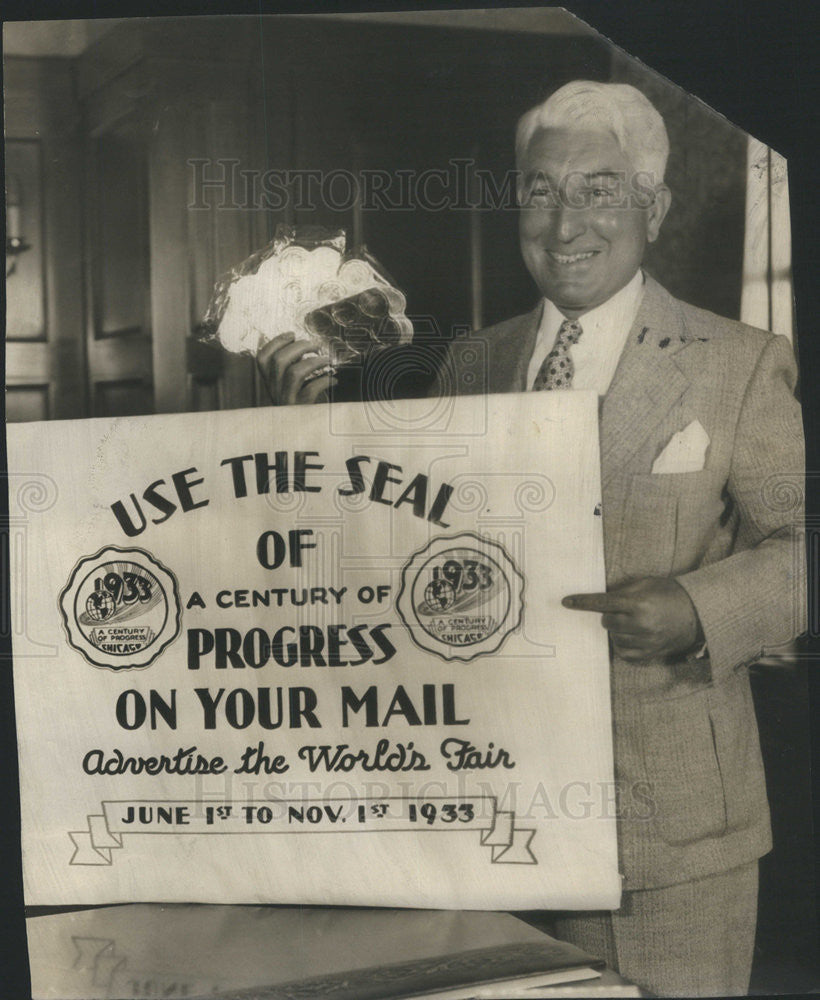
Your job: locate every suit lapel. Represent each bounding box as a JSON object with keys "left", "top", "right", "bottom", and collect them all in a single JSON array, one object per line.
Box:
[
  {"left": 489, "top": 303, "right": 542, "bottom": 393},
  {"left": 488, "top": 280, "right": 699, "bottom": 482},
  {"left": 600, "top": 276, "right": 694, "bottom": 487}
]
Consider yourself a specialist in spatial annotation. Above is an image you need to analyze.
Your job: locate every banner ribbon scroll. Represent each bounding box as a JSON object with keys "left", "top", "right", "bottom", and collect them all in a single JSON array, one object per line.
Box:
[{"left": 69, "top": 796, "right": 537, "bottom": 866}]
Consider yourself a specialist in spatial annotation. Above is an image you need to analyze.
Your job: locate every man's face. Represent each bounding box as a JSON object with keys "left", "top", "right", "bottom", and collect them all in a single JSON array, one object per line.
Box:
[{"left": 518, "top": 127, "right": 670, "bottom": 317}]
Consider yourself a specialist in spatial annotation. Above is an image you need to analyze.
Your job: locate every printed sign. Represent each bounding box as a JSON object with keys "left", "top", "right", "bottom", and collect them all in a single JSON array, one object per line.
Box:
[{"left": 8, "top": 392, "right": 619, "bottom": 908}]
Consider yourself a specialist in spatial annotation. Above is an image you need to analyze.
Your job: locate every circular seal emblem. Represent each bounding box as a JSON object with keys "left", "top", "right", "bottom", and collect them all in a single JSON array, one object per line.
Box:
[
  {"left": 59, "top": 546, "right": 181, "bottom": 671},
  {"left": 397, "top": 532, "right": 523, "bottom": 662}
]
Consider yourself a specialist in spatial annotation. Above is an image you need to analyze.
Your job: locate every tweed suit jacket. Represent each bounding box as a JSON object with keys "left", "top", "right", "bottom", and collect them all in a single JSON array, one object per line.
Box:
[{"left": 431, "top": 274, "right": 806, "bottom": 891}]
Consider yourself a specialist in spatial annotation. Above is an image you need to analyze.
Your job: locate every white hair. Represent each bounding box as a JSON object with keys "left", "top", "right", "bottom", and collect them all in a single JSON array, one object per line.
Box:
[{"left": 516, "top": 80, "right": 669, "bottom": 183}]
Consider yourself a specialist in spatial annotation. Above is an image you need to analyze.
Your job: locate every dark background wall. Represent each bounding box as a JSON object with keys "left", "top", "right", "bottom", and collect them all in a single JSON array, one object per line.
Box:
[{"left": 5, "top": 13, "right": 752, "bottom": 419}]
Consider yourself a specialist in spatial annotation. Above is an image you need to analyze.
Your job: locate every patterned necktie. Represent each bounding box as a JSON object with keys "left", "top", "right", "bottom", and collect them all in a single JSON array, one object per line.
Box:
[{"left": 532, "top": 318, "right": 583, "bottom": 390}]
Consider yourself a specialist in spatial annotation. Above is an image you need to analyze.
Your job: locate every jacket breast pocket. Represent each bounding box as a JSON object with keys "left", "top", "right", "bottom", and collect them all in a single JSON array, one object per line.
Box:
[{"left": 617, "top": 470, "right": 726, "bottom": 580}]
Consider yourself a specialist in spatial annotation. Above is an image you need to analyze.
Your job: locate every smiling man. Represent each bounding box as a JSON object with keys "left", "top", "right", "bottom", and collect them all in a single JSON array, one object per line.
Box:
[
  {"left": 257, "top": 80, "right": 805, "bottom": 997},
  {"left": 429, "top": 81, "right": 806, "bottom": 997}
]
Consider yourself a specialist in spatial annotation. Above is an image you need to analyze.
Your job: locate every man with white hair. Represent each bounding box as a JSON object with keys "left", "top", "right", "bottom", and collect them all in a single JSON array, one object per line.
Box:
[
  {"left": 259, "top": 81, "right": 805, "bottom": 996},
  {"left": 435, "top": 81, "right": 804, "bottom": 996}
]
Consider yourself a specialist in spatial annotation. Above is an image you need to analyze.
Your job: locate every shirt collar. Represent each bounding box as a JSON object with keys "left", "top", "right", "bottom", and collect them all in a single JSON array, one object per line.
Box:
[{"left": 539, "top": 269, "right": 645, "bottom": 341}]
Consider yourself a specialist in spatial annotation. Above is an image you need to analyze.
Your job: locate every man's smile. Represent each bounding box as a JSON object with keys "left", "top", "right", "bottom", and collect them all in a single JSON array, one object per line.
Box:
[{"left": 545, "top": 249, "right": 602, "bottom": 265}]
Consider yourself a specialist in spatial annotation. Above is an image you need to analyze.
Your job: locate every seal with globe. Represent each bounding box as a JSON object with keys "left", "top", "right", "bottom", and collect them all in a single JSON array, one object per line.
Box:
[
  {"left": 397, "top": 532, "right": 524, "bottom": 663},
  {"left": 59, "top": 546, "right": 181, "bottom": 671}
]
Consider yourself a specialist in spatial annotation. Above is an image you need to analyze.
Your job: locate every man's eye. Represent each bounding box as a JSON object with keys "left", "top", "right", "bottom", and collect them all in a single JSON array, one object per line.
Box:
[
  {"left": 525, "top": 186, "right": 557, "bottom": 206},
  {"left": 590, "top": 185, "right": 621, "bottom": 203}
]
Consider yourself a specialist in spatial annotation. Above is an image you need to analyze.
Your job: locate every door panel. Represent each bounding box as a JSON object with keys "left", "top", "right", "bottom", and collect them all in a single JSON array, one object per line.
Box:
[
  {"left": 4, "top": 59, "right": 85, "bottom": 421},
  {"left": 5, "top": 140, "right": 45, "bottom": 340},
  {"left": 85, "top": 124, "right": 154, "bottom": 417}
]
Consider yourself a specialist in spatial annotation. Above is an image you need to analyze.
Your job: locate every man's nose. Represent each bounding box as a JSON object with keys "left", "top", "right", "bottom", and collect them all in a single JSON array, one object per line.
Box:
[{"left": 553, "top": 204, "right": 586, "bottom": 243}]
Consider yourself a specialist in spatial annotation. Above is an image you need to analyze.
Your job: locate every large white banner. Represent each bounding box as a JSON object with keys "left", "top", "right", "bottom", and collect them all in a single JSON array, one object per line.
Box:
[{"left": 8, "top": 392, "right": 619, "bottom": 908}]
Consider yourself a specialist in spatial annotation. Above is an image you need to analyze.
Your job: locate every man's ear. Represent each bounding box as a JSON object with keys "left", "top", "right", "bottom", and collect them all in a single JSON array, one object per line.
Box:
[{"left": 646, "top": 185, "right": 671, "bottom": 243}]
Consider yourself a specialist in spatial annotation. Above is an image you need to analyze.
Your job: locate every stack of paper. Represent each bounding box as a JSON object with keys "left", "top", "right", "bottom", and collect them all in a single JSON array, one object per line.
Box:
[{"left": 26, "top": 905, "right": 607, "bottom": 1000}]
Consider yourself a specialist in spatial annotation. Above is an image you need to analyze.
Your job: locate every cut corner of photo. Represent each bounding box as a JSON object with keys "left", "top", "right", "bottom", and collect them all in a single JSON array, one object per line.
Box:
[{"left": 3, "top": 5, "right": 816, "bottom": 1000}]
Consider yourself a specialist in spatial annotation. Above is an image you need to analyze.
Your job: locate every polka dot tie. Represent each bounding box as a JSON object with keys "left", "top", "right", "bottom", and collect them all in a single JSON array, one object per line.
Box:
[{"left": 532, "top": 318, "right": 583, "bottom": 390}]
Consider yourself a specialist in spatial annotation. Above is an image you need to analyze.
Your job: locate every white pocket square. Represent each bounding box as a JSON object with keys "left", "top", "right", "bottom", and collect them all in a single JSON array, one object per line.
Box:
[{"left": 652, "top": 419, "right": 710, "bottom": 474}]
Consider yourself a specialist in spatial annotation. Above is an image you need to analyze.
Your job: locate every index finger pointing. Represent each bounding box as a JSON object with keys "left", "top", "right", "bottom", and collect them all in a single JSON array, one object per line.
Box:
[{"left": 562, "top": 592, "right": 628, "bottom": 613}]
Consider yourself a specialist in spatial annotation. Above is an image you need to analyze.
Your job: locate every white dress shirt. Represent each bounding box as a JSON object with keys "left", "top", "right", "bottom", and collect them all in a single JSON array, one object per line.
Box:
[{"left": 526, "top": 270, "right": 646, "bottom": 395}]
